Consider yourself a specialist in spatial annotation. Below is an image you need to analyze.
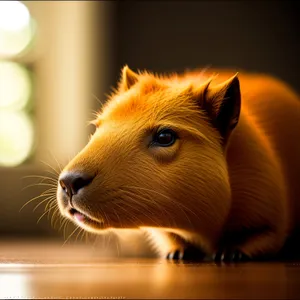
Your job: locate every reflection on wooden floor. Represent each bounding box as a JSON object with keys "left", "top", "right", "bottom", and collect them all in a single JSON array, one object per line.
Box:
[{"left": 0, "top": 240, "right": 300, "bottom": 299}]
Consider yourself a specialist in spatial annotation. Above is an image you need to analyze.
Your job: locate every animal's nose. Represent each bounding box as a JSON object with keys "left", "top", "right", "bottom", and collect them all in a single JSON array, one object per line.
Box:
[{"left": 59, "top": 172, "right": 94, "bottom": 197}]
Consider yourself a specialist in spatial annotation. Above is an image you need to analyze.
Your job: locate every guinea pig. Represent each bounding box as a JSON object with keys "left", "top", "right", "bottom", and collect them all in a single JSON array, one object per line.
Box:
[{"left": 56, "top": 66, "right": 300, "bottom": 262}]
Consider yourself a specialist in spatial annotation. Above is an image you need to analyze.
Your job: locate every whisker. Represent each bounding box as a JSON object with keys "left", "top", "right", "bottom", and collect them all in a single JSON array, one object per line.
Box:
[
  {"left": 121, "top": 189, "right": 167, "bottom": 217},
  {"left": 130, "top": 203, "right": 161, "bottom": 226},
  {"left": 123, "top": 185, "right": 171, "bottom": 202},
  {"left": 113, "top": 201, "right": 141, "bottom": 227},
  {"left": 22, "top": 183, "right": 57, "bottom": 191},
  {"left": 39, "top": 159, "right": 60, "bottom": 176},
  {"left": 116, "top": 195, "right": 161, "bottom": 227},
  {"left": 130, "top": 192, "right": 176, "bottom": 227},
  {"left": 37, "top": 204, "right": 56, "bottom": 224},
  {"left": 19, "top": 189, "right": 56, "bottom": 212},
  {"left": 49, "top": 151, "right": 63, "bottom": 173},
  {"left": 62, "top": 226, "right": 81, "bottom": 246},
  {"left": 58, "top": 215, "right": 66, "bottom": 230},
  {"left": 22, "top": 175, "right": 57, "bottom": 183},
  {"left": 45, "top": 197, "right": 57, "bottom": 212},
  {"left": 47, "top": 206, "right": 58, "bottom": 226},
  {"left": 75, "top": 228, "right": 84, "bottom": 243},
  {"left": 120, "top": 185, "right": 198, "bottom": 228},
  {"left": 33, "top": 196, "right": 56, "bottom": 212},
  {"left": 92, "top": 93, "right": 104, "bottom": 106},
  {"left": 43, "top": 169, "right": 60, "bottom": 180},
  {"left": 116, "top": 188, "right": 172, "bottom": 224},
  {"left": 59, "top": 218, "right": 69, "bottom": 232},
  {"left": 126, "top": 184, "right": 200, "bottom": 220},
  {"left": 80, "top": 230, "right": 87, "bottom": 243},
  {"left": 63, "top": 219, "right": 70, "bottom": 239},
  {"left": 48, "top": 205, "right": 58, "bottom": 225},
  {"left": 51, "top": 208, "right": 61, "bottom": 229}
]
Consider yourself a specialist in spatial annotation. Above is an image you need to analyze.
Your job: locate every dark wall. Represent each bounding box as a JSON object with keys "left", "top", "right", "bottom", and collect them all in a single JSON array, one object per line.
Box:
[{"left": 109, "top": 0, "right": 299, "bottom": 92}]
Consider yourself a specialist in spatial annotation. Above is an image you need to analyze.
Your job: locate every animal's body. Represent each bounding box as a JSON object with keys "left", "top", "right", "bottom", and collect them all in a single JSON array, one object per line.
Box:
[{"left": 56, "top": 66, "right": 300, "bottom": 261}]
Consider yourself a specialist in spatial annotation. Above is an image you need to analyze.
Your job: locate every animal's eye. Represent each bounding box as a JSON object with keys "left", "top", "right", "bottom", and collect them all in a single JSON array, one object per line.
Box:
[{"left": 152, "top": 128, "right": 177, "bottom": 147}]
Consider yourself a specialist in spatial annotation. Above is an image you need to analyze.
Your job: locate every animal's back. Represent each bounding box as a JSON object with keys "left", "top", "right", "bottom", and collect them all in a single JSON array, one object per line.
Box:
[
  {"left": 235, "top": 73, "right": 300, "bottom": 231},
  {"left": 188, "top": 69, "right": 300, "bottom": 231},
  {"left": 194, "top": 70, "right": 300, "bottom": 257}
]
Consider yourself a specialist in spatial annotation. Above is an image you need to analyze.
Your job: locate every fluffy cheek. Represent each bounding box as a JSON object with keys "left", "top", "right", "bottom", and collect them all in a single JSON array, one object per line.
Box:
[
  {"left": 108, "top": 172, "right": 176, "bottom": 228},
  {"left": 162, "top": 150, "right": 232, "bottom": 242}
]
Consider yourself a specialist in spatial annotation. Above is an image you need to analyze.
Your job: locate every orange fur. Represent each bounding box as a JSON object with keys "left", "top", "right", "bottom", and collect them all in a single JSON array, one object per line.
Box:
[{"left": 57, "top": 66, "right": 300, "bottom": 260}]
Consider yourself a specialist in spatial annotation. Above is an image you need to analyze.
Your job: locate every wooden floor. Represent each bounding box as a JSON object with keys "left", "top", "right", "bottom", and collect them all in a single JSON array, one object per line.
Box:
[{"left": 0, "top": 240, "right": 300, "bottom": 299}]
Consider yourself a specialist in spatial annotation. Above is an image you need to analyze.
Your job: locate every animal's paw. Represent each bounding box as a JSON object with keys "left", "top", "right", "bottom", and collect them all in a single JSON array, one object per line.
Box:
[
  {"left": 213, "top": 248, "right": 250, "bottom": 263},
  {"left": 166, "top": 246, "right": 205, "bottom": 261},
  {"left": 166, "top": 249, "right": 184, "bottom": 260}
]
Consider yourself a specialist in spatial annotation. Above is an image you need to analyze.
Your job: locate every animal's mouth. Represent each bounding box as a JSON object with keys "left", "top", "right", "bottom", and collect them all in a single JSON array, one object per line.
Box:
[{"left": 68, "top": 208, "right": 105, "bottom": 229}]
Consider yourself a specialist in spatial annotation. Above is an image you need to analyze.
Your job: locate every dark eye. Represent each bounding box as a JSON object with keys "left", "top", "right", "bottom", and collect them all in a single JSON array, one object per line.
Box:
[{"left": 152, "top": 128, "right": 177, "bottom": 147}]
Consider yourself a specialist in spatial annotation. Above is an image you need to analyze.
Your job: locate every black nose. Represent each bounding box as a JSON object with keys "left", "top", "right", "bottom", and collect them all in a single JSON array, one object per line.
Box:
[{"left": 59, "top": 172, "right": 94, "bottom": 197}]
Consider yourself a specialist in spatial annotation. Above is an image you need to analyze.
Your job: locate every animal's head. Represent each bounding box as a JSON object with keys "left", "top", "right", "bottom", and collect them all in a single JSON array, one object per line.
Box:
[{"left": 56, "top": 66, "right": 241, "bottom": 248}]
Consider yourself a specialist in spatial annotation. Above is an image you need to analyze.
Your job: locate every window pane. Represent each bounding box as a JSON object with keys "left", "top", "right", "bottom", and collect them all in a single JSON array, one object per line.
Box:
[{"left": 0, "top": 110, "right": 34, "bottom": 166}]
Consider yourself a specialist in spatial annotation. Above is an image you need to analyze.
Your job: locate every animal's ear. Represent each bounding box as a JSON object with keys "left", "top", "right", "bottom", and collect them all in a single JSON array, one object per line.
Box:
[
  {"left": 202, "top": 74, "right": 241, "bottom": 144},
  {"left": 119, "top": 65, "right": 139, "bottom": 91}
]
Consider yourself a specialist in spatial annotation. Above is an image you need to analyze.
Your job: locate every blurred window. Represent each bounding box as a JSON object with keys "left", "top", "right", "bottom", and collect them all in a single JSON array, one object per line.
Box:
[{"left": 0, "top": 1, "right": 36, "bottom": 167}]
